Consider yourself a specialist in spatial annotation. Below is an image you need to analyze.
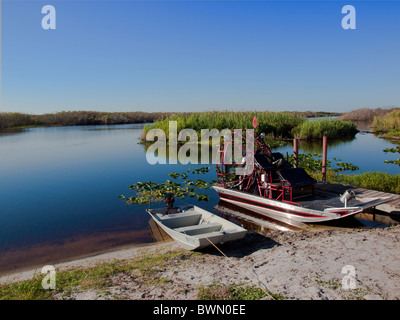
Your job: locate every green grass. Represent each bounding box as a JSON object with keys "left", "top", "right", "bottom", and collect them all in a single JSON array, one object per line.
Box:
[
  {"left": 0, "top": 250, "right": 190, "bottom": 300},
  {"left": 292, "top": 119, "right": 358, "bottom": 140},
  {"left": 310, "top": 169, "right": 400, "bottom": 195},
  {"left": 197, "top": 282, "right": 285, "bottom": 300},
  {"left": 333, "top": 171, "right": 400, "bottom": 194}
]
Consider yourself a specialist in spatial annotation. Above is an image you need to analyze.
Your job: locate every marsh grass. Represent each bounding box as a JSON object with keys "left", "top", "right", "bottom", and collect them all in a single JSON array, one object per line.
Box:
[
  {"left": 292, "top": 119, "right": 358, "bottom": 140},
  {"left": 371, "top": 109, "right": 400, "bottom": 139},
  {"left": 333, "top": 171, "right": 400, "bottom": 194},
  {"left": 309, "top": 169, "right": 400, "bottom": 195},
  {"left": 143, "top": 112, "right": 359, "bottom": 141},
  {"left": 143, "top": 111, "right": 305, "bottom": 140},
  {"left": 340, "top": 107, "right": 396, "bottom": 123}
]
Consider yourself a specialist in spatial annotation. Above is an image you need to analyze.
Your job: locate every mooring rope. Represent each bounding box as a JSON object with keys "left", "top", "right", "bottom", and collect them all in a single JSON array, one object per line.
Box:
[{"left": 205, "top": 237, "right": 275, "bottom": 300}]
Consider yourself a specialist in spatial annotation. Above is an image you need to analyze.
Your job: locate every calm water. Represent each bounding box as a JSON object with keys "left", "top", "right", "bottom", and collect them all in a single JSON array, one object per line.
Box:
[
  {"left": 275, "top": 132, "right": 400, "bottom": 174},
  {"left": 0, "top": 124, "right": 399, "bottom": 274}
]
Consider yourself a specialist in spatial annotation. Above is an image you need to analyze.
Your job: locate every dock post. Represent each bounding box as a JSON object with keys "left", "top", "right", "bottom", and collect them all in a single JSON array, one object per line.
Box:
[
  {"left": 293, "top": 138, "right": 298, "bottom": 168},
  {"left": 322, "top": 136, "right": 327, "bottom": 182}
]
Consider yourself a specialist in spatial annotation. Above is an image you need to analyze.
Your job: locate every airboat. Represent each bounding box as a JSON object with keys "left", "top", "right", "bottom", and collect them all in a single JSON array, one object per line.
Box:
[{"left": 213, "top": 129, "right": 390, "bottom": 223}]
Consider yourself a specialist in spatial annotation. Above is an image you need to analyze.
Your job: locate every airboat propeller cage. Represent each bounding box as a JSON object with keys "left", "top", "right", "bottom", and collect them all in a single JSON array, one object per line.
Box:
[
  {"left": 340, "top": 190, "right": 356, "bottom": 207},
  {"left": 164, "top": 192, "right": 175, "bottom": 208}
]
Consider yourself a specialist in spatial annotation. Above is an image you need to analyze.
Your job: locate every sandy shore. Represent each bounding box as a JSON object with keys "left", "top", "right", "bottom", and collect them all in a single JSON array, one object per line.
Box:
[{"left": 1, "top": 225, "right": 399, "bottom": 300}]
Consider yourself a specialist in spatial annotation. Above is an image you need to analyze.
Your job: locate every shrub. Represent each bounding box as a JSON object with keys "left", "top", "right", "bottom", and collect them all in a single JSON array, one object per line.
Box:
[{"left": 371, "top": 109, "right": 400, "bottom": 138}]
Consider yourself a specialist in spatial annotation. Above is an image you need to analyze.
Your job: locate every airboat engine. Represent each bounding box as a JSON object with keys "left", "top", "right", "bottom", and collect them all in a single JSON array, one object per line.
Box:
[
  {"left": 164, "top": 192, "right": 175, "bottom": 209},
  {"left": 340, "top": 190, "right": 355, "bottom": 207}
]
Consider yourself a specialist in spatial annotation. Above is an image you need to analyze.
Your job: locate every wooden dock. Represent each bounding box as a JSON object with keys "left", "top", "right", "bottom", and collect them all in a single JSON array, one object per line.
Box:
[{"left": 314, "top": 181, "right": 400, "bottom": 215}]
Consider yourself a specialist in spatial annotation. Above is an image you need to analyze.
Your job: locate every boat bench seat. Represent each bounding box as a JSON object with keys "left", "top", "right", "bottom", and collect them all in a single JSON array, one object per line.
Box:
[
  {"left": 160, "top": 212, "right": 202, "bottom": 229},
  {"left": 174, "top": 222, "right": 222, "bottom": 236},
  {"left": 192, "top": 231, "right": 225, "bottom": 239}
]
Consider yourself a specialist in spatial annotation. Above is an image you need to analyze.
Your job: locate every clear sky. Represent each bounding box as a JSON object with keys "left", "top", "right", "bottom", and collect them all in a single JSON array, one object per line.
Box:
[{"left": 1, "top": 0, "right": 399, "bottom": 114}]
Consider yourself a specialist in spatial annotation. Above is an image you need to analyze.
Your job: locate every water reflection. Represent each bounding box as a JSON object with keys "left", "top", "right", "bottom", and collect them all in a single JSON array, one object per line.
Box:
[
  {"left": 142, "top": 141, "right": 221, "bottom": 165},
  {"left": 289, "top": 136, "right": 356, "bottom": 154},
  {"left": 0, "top": 128, "right": 27, "bottom": 136}
]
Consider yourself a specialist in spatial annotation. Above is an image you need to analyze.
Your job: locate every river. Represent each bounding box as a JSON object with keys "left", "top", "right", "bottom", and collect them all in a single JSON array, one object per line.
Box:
[{"left": 0, "top": 124, "right": 399, "bottom": 275}]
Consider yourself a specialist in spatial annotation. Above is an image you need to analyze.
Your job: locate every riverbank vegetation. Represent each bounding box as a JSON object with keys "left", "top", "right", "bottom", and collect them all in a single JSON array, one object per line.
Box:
[
  {"left": 339, "top": 107, "right": 400, "bottom": 139},
  {"left": 142, "top": 111, "right": 356, "bottom": 141},
  {"left": 339, "top": 107, "right": 396, "bottom": 124},
  {"left": 334, "top": 171, "right": 400, "bottom": 195},
  {"left": 291, "top": 119, "right": 358, "bottom": 140},
  {"left": 0, "top": 111, "right": 170, "bottom": 129},
  {"left": 0, "top": 110, "right": 341, "bottom": 130},
  {"left": 143, "top": 111, "right": 305, "bottom": 140},
  {"left": 371, "top": 109, "right": 400, "bottom": 139}
]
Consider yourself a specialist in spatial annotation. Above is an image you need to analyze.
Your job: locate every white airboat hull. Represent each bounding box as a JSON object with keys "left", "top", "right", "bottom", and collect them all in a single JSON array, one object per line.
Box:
[
  {"left": 146, "top": 205, "right": 247, "bottom": 250},
  {"left": 213, "top": 186, "right": 390, "bottom": 223}
]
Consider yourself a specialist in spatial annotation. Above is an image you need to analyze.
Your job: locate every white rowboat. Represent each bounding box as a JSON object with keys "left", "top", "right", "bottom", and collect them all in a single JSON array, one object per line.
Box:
[{"left": 146, "top": 205, "right": 247, "bottom": 250}]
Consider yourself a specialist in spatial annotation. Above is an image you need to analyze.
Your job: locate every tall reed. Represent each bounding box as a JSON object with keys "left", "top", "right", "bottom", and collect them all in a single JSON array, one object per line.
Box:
[
  {"left": 371, "top": 109, "right": 400, "bottom": 138},
  {"left": 292, "top": 119, "right": 358, "bottom": 140},
  {"left": 142, "top": 111, "right": 305, "bottom": 140}
]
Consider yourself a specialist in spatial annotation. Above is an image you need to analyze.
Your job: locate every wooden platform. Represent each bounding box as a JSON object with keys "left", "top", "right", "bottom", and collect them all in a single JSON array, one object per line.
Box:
[{"left": 315, "top": 182, "right": 400, "bottom": 214}]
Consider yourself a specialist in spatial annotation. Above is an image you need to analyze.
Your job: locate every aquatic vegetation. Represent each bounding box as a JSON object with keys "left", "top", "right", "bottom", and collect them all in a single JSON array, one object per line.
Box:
[
  {"left": 287, "top": 153, "right": 359, "bottom": 174},
  {"left": 383, "top": 146, "right": 400, "bottom": 167},
  {"left": 120, "top": 167, "right": 215, "bottom": 204}
]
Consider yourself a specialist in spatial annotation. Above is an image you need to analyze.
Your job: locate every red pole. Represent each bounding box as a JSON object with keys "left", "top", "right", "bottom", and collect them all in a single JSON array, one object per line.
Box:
[
  {"left": 322, "top": 136, "right": 327, "bottom": 182},
  {"left": 293, "top": 139, "right": 298, "bottom": 168}
]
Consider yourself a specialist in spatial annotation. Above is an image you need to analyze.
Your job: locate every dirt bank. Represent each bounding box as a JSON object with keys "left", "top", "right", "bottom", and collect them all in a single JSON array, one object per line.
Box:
[{"left": 2, "top": 226, "right": 399, "bottom": 300}]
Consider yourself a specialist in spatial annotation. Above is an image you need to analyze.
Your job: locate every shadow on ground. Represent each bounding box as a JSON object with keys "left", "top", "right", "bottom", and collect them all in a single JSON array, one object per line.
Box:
[{"left": 198, "top": 231, "right": 280, "bottom": 258}]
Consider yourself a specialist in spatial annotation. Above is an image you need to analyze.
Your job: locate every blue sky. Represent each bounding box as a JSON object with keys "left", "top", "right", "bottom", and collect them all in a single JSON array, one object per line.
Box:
[{"left": 1, "top": 0, "right": 399, "bottom": 114}]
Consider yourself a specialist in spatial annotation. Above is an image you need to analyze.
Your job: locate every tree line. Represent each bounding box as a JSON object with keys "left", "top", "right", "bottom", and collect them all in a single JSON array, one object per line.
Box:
[{"left": 0, "top": 111, "right": 173, "bottom": 129}]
